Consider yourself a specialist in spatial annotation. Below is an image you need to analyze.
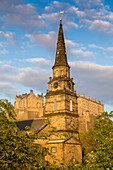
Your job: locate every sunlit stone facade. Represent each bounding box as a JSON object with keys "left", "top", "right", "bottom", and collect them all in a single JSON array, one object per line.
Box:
[{"left": 14, "top": 90, "right": 43, "bottom": 120}]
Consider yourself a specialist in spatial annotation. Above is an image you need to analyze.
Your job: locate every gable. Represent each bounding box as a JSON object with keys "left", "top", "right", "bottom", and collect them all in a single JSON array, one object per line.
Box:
[{"left": 65, "top": 136, "right": 81, "bottom": 145}]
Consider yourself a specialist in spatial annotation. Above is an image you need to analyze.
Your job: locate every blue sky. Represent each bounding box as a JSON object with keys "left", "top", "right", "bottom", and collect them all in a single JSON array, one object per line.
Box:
[{"left": 0, "top": 0, "right": 113, "bottom": 112}]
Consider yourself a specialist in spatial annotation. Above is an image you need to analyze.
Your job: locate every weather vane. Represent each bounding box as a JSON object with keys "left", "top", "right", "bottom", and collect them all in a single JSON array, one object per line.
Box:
[{"left": 58, "top": 11, "right": 64, "bottom": 20}]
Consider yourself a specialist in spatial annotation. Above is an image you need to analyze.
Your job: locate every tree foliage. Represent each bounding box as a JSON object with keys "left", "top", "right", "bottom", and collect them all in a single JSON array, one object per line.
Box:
[
  {"left": 80, "top": 111, "right": 113, "bottom": 169},
  {"left": 0, "top": 99, "right": 113, "bottom": 169},
  {"left": 0, "top": 99, "right": 47, "bottom": 169}
]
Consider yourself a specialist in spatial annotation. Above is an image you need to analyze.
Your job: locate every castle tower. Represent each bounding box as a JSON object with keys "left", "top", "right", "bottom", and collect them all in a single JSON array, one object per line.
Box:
[{"left": 44, "top": 18, "right": 82, "bottom": 164}]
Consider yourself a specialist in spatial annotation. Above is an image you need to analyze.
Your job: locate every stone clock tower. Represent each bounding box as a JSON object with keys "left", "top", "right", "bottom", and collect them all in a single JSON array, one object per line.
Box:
[
  {"left": 44, "top": 19, "right": 82, "bottom": 163},
  {"left": 45, "top": 19, "right": 78, "bottom": 117}
]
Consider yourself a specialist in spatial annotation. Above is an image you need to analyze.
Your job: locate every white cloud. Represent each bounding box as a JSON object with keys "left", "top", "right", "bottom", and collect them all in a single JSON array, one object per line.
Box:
[
  {"left": 107, "top": 47, "right": 113, "bottom": 51},
  {"left": 65, "top": 2, "right": 113, "bottom": 34},
  {"left": 14, "top": 3, "right": 37, "bottom": 15},
  {"left": 75, "top": 0, "right": 103, "bottom": 9},
  {"left": 0, "top": 42, "right": 6, "bottom": 47},
  {"left": 41, "top": 12, "right": 58, "bottom": 20},
  {"left": 69, "top": 61, "right": 113, "bottom": 105},
  {"left": 0, "top": 31, "right": 13, "bottom": 38},
  {"left": 16, "top": 67, "right": 49, "bottom": 91},
  {"left": 3, "top": 14, "right": 45, "bottom": 29},
  {"left": 52, "top": 1, "right": 61, "bottom": 7},
  {"left": 71, "top": 48, "right": 94, "bottom": 57},
  {"left": 25, "top": 31, "right": 57, "bottom": 51},
  {"left": 45, "top": 6, "right": 51, "bottom": 10},
  {"left": 89, "top": 44, "right": 105, "bottom": 50},
  {"left": 0, "top": 82, "right": 20, "bottom": 99},
  {"left": 80, "top": 19, "right": 113, "bottom": 33},
  {"left": 108, "top": 12, "right": 113, "bottom": 21},
  {"left": 0, "top": 61, "right": 50, "bottom": 93},
  {"left": 52, "top": 1, "right": 68, "bottom": 8},
  {"left": 65, "top": 40, "right": 80, "bottom": 47},
  {"left": 0, "top": 30, "right": 16, "bottom": 44},
  {"left": 89, "top": 20, "right": 113, "bottom": 32},
  {"left": 0, "top": 49, "right": 8, "bottom": 55},
  {"left": 66, "top": 21, "right": 79, "bottom": 28},
  {"left": 70, "top": 61, "right": 111, "bottom": 70},
  {"left": 0, "top": 62, "right": 17, "bottom": 75},
  {"left": 68, "top": 6, "right": 86, "bottom": 17},
  {"left": 25, "top": 58, "right": 53, "bottom": 66},
  {"left": 0, "top": 2, "right": 45, "bottom": 30},
  {"left": 76, "top": 10, "right": 86, "bottom": 18}
]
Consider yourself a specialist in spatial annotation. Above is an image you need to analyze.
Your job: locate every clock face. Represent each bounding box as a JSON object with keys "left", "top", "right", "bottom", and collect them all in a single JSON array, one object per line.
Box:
[
  {"left": 54, "top": 82, "right": 58, "bottom": 88},
  {"left": 67, "top": 82, "right": 71, "bottom": 89}
]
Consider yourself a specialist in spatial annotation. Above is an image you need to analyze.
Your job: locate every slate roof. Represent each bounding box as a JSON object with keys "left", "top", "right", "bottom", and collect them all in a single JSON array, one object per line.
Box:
[{"left": 15, "top": 118, "right": 48, "bottom": 132}]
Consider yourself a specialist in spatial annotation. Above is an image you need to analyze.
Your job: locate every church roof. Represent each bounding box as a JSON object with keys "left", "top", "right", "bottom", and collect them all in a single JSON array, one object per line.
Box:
[
  {"left": 52, "top": 20, "right": 70, "bottom": 69},
  {"left": 15, "top": 118, "right": 48, "bottom": 131}
]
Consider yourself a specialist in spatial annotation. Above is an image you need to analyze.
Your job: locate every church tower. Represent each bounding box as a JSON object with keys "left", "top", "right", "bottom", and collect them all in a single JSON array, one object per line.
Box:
[
  {"left": 45, "top": 19, "right": 78, "bottom": 116},
  {"left": 44, "top": 18, "right": 82, "bottom": 163}
]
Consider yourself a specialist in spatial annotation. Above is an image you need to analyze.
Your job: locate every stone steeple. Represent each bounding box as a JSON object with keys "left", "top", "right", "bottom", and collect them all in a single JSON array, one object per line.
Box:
[
  {"left": 52, "top": 20, "right": 70, "bottom": 69},
  {"left": 44, "top": 18, "right": 82, "bottom": 163},
  {"left": 45, "top": 17, "right": 78, "bottom": 114}
]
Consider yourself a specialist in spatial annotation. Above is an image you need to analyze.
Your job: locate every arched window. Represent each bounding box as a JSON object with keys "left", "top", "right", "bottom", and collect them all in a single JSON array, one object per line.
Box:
[
  {"left": 66, "top": 70, "right": 69, "bottom": 77},
  {"left": 53, "top": 99, "right": 57, "bottom": 111},
  {"left": 61, "top": 70, "right": 63, "bottom": 76},
  {"left": 70, "top": 100, "right": 72, "bottom": 111}
]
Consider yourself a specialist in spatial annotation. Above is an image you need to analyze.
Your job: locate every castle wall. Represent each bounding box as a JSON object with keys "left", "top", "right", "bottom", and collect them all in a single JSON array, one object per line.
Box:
[
  {"left": 79, "top": 112, "right": 96, "bottom": 131},
  {"left": 77, "top": 93, "right": 104, "bottom": 116},
  {"left": 14, "top": 90, "right": 44, "bottom": 120}
]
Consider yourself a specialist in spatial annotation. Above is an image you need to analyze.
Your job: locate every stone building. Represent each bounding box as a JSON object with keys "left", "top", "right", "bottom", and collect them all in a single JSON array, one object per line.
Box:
[
  {"left": 77, "top": 93, "right": 104, "bottom": 131},
  {"left": 77, "top": 93, "right": 104, "bottom": 116},
  {"left": 14, "top": 90, "right": 43, "bottom": 120},
  {"left": 15, "top": 18, "right": 104, "bottom": 164}
]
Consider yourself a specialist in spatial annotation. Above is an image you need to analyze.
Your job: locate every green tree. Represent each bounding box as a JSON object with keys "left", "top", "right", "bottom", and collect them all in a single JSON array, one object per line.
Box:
[
  {"left": 80, "top": 111, "right": 113, "bottom": 169},
  {"left": 0, "top": 99, "right": 47, "bottom": 169},
  {"left": 1, "top": 99, "right": 113, "bottom": 169}
]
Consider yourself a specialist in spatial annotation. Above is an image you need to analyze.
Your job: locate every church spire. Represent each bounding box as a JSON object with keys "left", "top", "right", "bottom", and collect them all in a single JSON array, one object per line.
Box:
[{"left": 52, "top": 18, "right": 70, "bottom": 69}]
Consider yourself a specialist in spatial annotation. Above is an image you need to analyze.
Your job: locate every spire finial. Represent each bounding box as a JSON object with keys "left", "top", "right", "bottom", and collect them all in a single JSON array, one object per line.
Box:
[{"left": 58, "top": 11, "right": 64, "bottom": 22}]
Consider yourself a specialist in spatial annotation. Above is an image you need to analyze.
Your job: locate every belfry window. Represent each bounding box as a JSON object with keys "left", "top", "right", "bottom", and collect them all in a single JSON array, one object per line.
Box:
[
  {"left": 66, "top": 70, "right": 68, "bottom": 77},
  {"left": 61, "top": 70, "right": 63, "bottom": 76},
  {"left": 56, "top": 70, "right": 58, "bottom": 77},
  {"left": 53, "top": 99, "right": 57, "bottom": 111},
  {"left": 70, "top": 100, "right": 72, "bottom": 111}
]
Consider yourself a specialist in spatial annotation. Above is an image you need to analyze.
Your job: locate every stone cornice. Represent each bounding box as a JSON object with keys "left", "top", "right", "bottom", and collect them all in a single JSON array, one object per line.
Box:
[
  {"left": 44, "top": 112, "right": 79, "bottom": 118},
  {"left": 45, "top": 89, "right": 77, "bottom": 97}
]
